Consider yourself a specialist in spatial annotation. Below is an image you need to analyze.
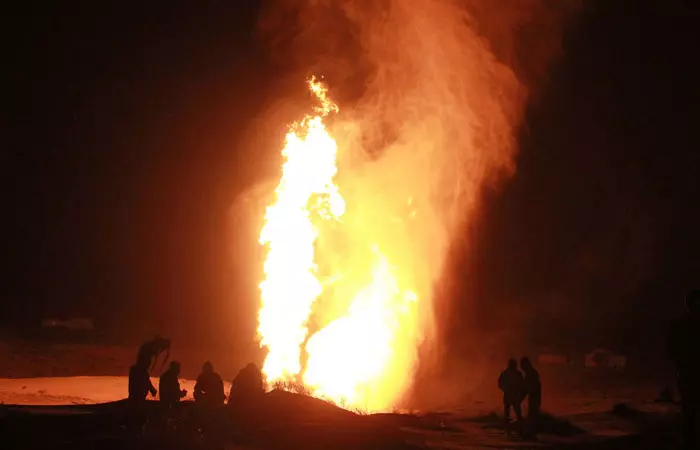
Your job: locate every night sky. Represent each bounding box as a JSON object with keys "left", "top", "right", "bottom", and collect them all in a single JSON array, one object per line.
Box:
[
  {"left": 3, "top": 1, "right": 699, "bottom": 356},
  {"left": 467, "top": 0, "right": 700, "bottom": 356}
]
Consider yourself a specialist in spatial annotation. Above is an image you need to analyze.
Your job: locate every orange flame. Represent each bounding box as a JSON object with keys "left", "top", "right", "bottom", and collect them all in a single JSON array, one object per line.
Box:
[
  {"left": 257, "top": 78, "right": 419, "bottom": 411},
  {"left": 246, "top": 0, "right": 577, "bottom": 413},
  {"left": 258, "top": 77, "right": 344, "bottom": 382}
]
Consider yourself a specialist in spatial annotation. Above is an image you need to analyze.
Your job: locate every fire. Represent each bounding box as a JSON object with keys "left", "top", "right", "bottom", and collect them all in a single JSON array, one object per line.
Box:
[
  {"left": 257, "top": 78, "right": 419, "bottom": 411},
  {"left": 244, "top": 0, "right": 574, "bottom": 415},
  {"left": 257, "top": 78, "right": 344, "bottom": 382}
]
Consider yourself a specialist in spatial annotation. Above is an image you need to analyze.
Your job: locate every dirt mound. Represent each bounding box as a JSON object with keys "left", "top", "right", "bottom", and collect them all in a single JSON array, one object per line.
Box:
[
  {"left": 223, "top": 390, "right": 413, "bottom": 449},
  {"left": 260, "top": 389, "right": 357, "bottom": 419}
]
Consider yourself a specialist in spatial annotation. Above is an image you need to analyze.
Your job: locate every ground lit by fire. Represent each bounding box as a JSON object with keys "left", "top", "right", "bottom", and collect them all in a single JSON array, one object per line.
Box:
[{"left": 257, "top": 78, "right": 421, "bottom": 412}]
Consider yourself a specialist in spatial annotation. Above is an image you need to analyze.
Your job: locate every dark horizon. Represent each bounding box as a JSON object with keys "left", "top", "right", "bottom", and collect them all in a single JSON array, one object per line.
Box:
[{"left": 3, "top": 0, "right": 698, "bottom": 358}]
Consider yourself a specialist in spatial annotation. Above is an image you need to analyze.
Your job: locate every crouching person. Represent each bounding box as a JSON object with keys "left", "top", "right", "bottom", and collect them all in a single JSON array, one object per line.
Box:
[
  {"left": 160, "top": 361, "right": 187, "bottom": 408},
  {"left": 193, "top": 361, "right": 226, "bottom": 438},
  {"left": 194, "top": 361, "right": 225, "bottom": 406},
  {"left": 228, "top": 363, "right": 264, "bottom": 406}
]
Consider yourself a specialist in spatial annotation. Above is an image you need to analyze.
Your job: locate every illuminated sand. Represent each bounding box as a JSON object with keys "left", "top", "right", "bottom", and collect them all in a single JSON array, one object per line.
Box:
[
  {"left": 0, "top": 376, "right": 231, "bottom": 405},
  {"left": 0, "top": 375, "right": 680, "bottom": 449}
]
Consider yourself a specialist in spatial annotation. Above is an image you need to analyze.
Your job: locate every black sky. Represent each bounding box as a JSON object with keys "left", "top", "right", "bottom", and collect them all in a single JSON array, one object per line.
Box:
[
  {"left": 2, "top": 1, "right": 699, "bottom": 352},
  {"left": 467, "top": 0, "right": 700, "bottom": 355}
]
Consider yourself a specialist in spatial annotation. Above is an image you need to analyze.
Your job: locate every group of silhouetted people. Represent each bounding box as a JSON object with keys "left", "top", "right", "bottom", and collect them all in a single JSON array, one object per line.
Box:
[
  {"left": 123, "top": 290, "right": 700, "bottom": 447},
  {"left": 126, "top": 336, "right": 264, "bottom": 435},
  {"left": 128, "top": 336, "right": 264, "bottom": 406},
  {"left": 492, "top": 289, "right": 698, "bottom": 447},
  {"left": 498, "top": 356, "right": 541, "bottom": 438},
  {"left": 158, "top": 359, "right": 230, "bottom": 408}
]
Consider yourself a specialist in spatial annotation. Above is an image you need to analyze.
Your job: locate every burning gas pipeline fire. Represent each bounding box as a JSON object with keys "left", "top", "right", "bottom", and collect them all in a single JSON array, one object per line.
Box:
[
  {"left": 254, "top": 2, "right": 522, "bottom": 412},
  {"left": 249, "top": 0, "right": 577, "bottom": 413},
  {"left": 257, "top": 77, "right": 420, "bottom": 411}
]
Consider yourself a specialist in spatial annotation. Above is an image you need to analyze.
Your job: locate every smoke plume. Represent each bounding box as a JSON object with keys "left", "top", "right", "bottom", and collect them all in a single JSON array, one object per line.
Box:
[{"left": 250, "top": 0, "right": 581, "bottom": 408}]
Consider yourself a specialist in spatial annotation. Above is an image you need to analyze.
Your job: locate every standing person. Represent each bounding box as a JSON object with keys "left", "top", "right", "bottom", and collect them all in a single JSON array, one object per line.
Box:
[
  {"left": 498, "top": 358, "right": 525, "bottom": 425},
  {"left": 194, "top": 361, "right": 226, "bottom": 406},
  {"left": 520, "top": 357, "right": 542, "bottom": 438},
  {"left": 126, "top": 354, "right": 157, "bottom": 435},
  {"left": 669, "top": 289, "right": 700, "bottom": 449},
  {"left": 159, "top": 361, "right": 187, "bottom": 408},
  {"left": 128, "top": 355, "right": 157, "bottom": 402}
]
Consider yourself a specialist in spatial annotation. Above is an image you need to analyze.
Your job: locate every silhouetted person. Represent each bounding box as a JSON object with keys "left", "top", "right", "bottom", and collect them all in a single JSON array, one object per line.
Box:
[
  {"left": 520, "top": 357, "right": 542, "bottom": 415},
  {"left": 137, "top": 335, "right": 171, "bottom": 373},
  {"left": 228, "top": 363, "right": 264, "bottom": 405},
  {"left": 498, "top": 358, "right": 524, "bottom": 424},
  {"left": 159, "top": 361, "right": 187, "bottom": 408},
  {"left": 669, "top": 290, "right": 700, "bottom": 449},
  {"left": 129, "top": 355, "right": 157, "bottom": 402},
  {"left": 194, "top": 361, "right": 225, "bottom": 406},
  {"left": 521, "top": 357, "right": 542, "bottom": 438},
  {"left": 127, "top": 355, "right": 157, "bottom": 434}
]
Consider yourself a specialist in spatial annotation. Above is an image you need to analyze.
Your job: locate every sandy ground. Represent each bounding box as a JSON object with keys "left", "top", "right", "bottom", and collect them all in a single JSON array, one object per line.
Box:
[
  {"left": 0, "top": 376, "right": 682, "bottom": 449},
  {"left": 0, "top": 340, "right": 683, "bottom": 448},
  {"left": 0, "top": 371, "right": 661, "bottom": 414},
  {"left": 0, "top": 376, "right": 232, "bottom": 405}
]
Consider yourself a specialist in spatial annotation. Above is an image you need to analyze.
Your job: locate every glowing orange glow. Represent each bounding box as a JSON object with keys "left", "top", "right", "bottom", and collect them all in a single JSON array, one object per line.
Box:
[
  {"left": 257, "top": 78, "right": 420, "bottom": 411},
  {"left": 258, "top": 77, "right": 345, "bottom": 382},
  {"left": 242, "top": 0, "right": 571, "bottom": 414}
]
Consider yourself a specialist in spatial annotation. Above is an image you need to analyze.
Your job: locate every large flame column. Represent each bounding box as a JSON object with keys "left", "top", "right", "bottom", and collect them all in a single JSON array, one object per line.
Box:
[{"left": 258, "top": 78, "right": 344, "bottom": 382}]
